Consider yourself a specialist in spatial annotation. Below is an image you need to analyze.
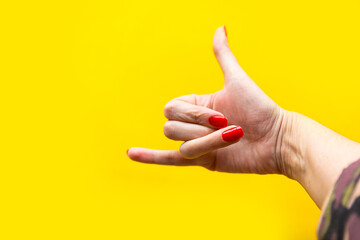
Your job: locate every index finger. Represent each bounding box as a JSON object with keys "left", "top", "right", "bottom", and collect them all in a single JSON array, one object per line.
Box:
[{"left": 127, "top": 147, "right": 209, "bottom": 167}]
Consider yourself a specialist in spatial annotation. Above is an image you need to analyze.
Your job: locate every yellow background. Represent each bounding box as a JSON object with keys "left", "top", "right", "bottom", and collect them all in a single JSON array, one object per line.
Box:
[{"left": 1, "top": 0, "right": 360, "bottom": 239}]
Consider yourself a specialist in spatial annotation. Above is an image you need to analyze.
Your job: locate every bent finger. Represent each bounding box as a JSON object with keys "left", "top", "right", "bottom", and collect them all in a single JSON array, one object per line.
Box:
[
  {"left": 164, "top": 120, "right": 215, "bottom": 141},
  {"left": 180, "top": 125, "right": 244, "bottom": 159},
  {"left": 164, "top": 100, "right": 227, "bottom": 128}
]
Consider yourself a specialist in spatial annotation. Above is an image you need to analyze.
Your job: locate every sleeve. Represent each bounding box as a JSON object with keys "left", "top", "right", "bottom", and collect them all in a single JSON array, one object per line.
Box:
[{"left": 317, "top": 159, "right": 360, "bottom": 240}]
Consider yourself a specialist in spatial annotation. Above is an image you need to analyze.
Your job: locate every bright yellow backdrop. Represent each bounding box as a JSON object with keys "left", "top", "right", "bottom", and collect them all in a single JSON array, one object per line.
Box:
[{"left": 1, "top": 0, "right": 360, "bottom": 239}]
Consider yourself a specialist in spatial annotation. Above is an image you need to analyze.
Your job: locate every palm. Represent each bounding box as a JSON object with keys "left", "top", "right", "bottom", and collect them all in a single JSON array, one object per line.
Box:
[{"left": 199, "top": 79, "right": 281, "bottom": 174}]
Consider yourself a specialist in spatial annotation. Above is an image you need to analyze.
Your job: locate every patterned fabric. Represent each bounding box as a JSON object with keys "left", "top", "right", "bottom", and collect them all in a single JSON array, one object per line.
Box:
[{"left": 317, "top": 159, "right": 360, "bottom": 240}]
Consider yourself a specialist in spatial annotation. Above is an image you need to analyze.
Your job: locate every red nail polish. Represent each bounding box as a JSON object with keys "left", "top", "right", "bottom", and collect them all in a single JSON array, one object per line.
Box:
[
  {"left": 222, "top": 126, "right": 244, "bottom": 142},
  {"left": 224, "top": 25, "right": 227, "bottom": 37},
  {"left": 126, "top": 149, "right": 129, "bottom": 156},
  {"left": 209, "top": 115, "right": 228, "bottom": 128}
]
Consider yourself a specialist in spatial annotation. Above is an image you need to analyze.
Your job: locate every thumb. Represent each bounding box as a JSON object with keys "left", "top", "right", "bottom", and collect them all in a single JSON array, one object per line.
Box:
[{"left": 213, "top": 26, "right": 249, "bottom": 83}]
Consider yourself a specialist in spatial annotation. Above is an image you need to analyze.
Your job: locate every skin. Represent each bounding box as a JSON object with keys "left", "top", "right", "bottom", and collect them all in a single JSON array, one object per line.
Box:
[{"left": 128, "top": 26, "right": 360, "bottom": 209}]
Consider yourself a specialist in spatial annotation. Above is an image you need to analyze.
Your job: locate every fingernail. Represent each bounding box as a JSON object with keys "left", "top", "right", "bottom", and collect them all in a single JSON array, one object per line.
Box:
[
  {"left": 209, "top": 115, "right": 228, "bottom": 128},
  {"left": 126, "top": 149, "right": 129, "bottom": 156},
  {"left": 222, "top": 126, "right": 244, "bottom": 142},
  {"left": 224, "top": 25, "right": 227, "bottom": 37}
]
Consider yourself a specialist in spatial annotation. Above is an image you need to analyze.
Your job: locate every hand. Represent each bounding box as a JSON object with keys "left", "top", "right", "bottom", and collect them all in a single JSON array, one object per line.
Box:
[
  {"left": 128, "top": 26, "right": 287, "bottom": 175},
  {"left": 127, "top": 26, "right": 360, "bottom": 209}
]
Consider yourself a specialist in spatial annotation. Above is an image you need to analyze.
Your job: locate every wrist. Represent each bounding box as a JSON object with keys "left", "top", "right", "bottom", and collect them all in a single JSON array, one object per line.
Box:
[
  {"left": 274, "top": 108, "right": 360, "bottom": 207},
  {"left": 274, "top": 109, "right": 306, "bottom": 182}
]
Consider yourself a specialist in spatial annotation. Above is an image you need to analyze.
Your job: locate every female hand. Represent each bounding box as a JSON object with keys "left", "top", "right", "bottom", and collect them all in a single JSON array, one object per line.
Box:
[
  {"left": 128, "top": 26, "right": 287, "bottom": 175},
  {"left": 128, "top": 26, "right": 360, "bottom": 209}
]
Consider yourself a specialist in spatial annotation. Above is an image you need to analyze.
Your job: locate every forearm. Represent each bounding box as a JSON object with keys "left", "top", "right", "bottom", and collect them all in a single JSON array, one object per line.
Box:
[{"left": 277, "top": 109, "right": 360, "bottom": 209}]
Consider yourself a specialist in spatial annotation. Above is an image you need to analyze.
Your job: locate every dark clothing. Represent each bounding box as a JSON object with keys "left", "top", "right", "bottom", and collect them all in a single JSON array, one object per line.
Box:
[{"left": 317, "top": 159, "right": 360, "bottom": 240}]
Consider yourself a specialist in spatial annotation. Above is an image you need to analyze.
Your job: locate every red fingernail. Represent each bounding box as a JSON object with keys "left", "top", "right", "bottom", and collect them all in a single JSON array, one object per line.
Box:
[
  {"left": 126, "top": 149, "right": 129, "bottom": 156},
  {"left": 224, "top": 25, "right": 227, "bottom": 37},
  {"left": 209, "top": 115, "right": 228, "bottom": 128},
  {"left": 222, "top": 126, "right": 244, "bottom": 142}
]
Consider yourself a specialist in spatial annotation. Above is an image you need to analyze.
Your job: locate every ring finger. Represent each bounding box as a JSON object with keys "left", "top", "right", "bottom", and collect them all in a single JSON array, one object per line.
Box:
[{"left": 164, "top": 120, "right": 215, "bottom": 141}]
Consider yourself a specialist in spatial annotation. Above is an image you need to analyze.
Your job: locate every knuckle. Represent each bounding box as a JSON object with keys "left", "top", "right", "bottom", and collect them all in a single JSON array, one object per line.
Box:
[
  {"left": 212, "top": 41, "right": 221, "bottom": 56},
  {"left": 163, "top": 121, "right": 174, "bottom": 138},
  {"left": 179, "top": 144, "right": 189, "bottom": 157},
  {"left": 192, "top": 110, "right": 207, "bottom": 123},
  {"left": 164, "top": 101, "right": 175, "bottom": 118},
  {"left": 212, "top": 45, "right": 221, "bottom": 57},
  {"left": 179, "top": 143, "right": 195, "bottom": 159},
  {"left": 213, "top": 42, "right": 229, "bottom": 56}
]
